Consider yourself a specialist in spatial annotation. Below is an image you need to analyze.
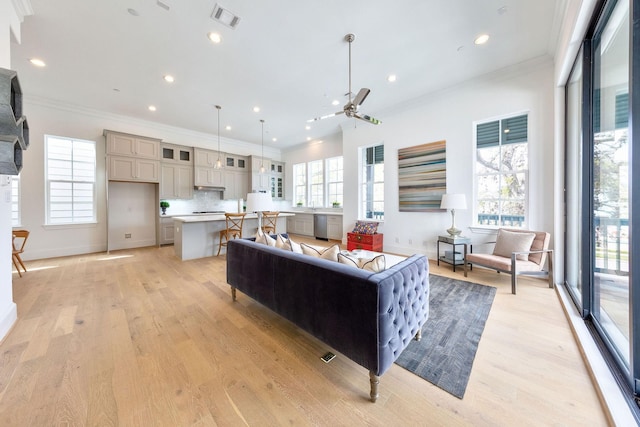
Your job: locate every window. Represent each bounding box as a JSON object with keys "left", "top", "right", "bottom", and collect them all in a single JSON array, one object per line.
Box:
[
  {"left": 45, "top": 135, "right": 96, "bottom": 224},
  {"left": 308, "top": 160, "right": 324, "bottom": 208},
  {"left": 293, "top": 163, "right": 306, "bottom": 206},
  {"left": 360, "top": 144, "right": 384, "bottom": 220},
  {"left": 475, "top": 114, "right": 528, "bottom": 227},
  {"left": 326, "top": 156, "right": 343, "bottom": 206},
  {"left": 11, "top": 175, "right": 20, "bottom": 226}
]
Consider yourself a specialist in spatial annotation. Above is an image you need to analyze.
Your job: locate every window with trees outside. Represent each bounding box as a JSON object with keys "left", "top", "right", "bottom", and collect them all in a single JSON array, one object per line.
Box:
[
  {"left": 326, "top": 156, "right": 343, "bottom": 207},
  {"left": 475, "top": 114, "right": 528, "bottom": 227},
  {"left": 293, "top": 163, "right": 306, "bottom": 206},
  {"left": 360, "top": 144, "right": 384, "bottom": 220},
  {"left": 308, "top": 160, "right": 324, "bottom": 208},
  {"left": 45, "top": 135, "right": 96, "bottom": 224},
  {"left": 11, "top": 175, "right": 20, "bottom": 226}
]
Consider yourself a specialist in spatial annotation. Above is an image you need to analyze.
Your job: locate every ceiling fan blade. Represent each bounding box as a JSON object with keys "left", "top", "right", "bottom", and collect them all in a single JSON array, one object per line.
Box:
[
  {"left": 352, "top": 88, "right": 370, "bottom": 107},
  {"left": 306, "top": 111, "right": 344, "bottom": 123},
  {"left": 354, "top": 113, "right": 381, "bottom": 125}
]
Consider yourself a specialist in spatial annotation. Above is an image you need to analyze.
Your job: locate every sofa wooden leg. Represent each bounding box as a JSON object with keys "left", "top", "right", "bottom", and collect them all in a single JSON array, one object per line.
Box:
[
  {"left": 231, "top": 286, "right": 237, "bottom": 301},
  {"left": 414, "top": 329, "right": 422, "bottom": 341},
  {"left": 369, "top": 371, "right": 379, "bottom": 403}
]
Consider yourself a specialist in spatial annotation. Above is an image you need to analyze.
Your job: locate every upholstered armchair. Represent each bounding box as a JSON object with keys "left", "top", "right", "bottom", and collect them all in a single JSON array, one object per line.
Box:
[{"left": 464, "top": 228, "right": 553, "bottom": 294}]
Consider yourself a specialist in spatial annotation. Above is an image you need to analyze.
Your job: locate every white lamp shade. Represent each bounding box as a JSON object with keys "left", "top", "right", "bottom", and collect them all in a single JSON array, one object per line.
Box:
[
  {"left": 440, "top": 193, "right": 467, "bottom": 210},
  {"left": 246, "top": 192, "right": 273, "bottom": 212}
]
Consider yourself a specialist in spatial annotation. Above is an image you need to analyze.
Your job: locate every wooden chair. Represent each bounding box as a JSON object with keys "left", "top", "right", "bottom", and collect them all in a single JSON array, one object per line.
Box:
[
  {"left": 464, "top": 228, "right": 553, "bottom": 294},
  {"left": 217, "top": 213, "right": 246, "bottom": 256},
  {"left": 261, "top": 211, "right": 280, "bottom": 235},
  {"left": 12, "top": 229, "right": 29, "bottom": 277}
]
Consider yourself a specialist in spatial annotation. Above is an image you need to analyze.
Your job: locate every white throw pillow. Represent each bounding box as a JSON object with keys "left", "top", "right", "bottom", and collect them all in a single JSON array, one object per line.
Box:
[
  {"left": 493, "top": 229, "right": 536, "bottom": 260},
  {"left": 275, "top": 234, "right": 289, "bottom": 250},
  {"left": 288, "top": 237, "right": 303, "bottom": 254},
  {"left": 338, "top": 253, "right": 386, "bottom": 273},
  {"left": 300, "top": 243, "right": 340, "bottom": 262},
  {"left": 255, "top": 229, "right": 276, "bottom": 246}
]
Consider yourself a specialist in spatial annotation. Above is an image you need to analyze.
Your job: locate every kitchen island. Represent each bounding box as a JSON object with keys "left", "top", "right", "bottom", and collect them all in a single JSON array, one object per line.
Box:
[{"left": 173, "top": 212, "right": 293, "bottom": 260}]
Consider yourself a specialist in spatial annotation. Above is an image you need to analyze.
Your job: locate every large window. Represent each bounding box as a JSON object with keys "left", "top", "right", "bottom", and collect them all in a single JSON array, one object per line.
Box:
[
  {"left": 45, "top": 135, "right": 96, "bottom": 224},
  {"left": 11, "top": 175, "right": 20, "bottom": 226},
  {"left": 475, "top": 114, "right": 529, "bottom": 227},
  {"left": 293, "top": 163, "right": 306, "bottom": 206},
  {"left": 360, "top": 144, "right": 384, "bottom": 220},
  {"left": 308, "top": 160, "right": 324, "bottom": 208},
  {"left": 326, "top": 156, "right": 343, "bottom": 206}
]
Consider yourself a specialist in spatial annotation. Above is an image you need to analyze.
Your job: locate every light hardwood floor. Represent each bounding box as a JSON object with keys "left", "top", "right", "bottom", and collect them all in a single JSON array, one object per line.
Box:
[{"left": 0, "top": 236, "right": 610, "bottom": 426}]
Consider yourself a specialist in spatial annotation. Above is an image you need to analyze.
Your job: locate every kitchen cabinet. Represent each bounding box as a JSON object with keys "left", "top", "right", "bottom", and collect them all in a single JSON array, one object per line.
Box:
[
  {"left": 327, "top": 215, "right": 343, "bottom": 240},
  {"left": 250, "top": 155, "right": 271, "bottom": 192},
  {"left": 194, "top": 148, "right": 224, "bottom": 187},
  {"left": 287, "top": 213, "right": 314, "bottom": 237},
  {"left": 105, "top": 131, "right": 161, "bottom": 160},
  {"left": 108, "top": 156, "right": 160, "bottom": 182},
  {"left": 162, "top": 143, "right": 193, "bottom": 164},
  {"left": 224, "top": 170, "right": 249, "bottom": 200},
  {"left": 225, "top": 154, "right": 248, "bottom": 170},
  {"left": 270, "top": 160, "right": 285, "bottom": 200},
  {"left": 159, "top": 217, "right": 175, "bottom": 245},
  {"left": 161, "top": 164, "right": 193, "bottom": 199}
]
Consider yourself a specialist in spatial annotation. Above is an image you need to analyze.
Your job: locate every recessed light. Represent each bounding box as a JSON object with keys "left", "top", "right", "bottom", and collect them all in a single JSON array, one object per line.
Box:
[
  {"left": 306, "top": 137, "right": 311, "bottom": 141},
  {"left": 387, "top": 74, "right": 397, "bottom": 83},
  {"left": 331, "top": 100, "right": 340, "bottom": 106},
  {"left": 208, "top": 32, "right": 222, "bottom": 44},
  {"left": 474, "top": 34, "right": 490, "bottom": 45},
  {"left": 272, "top": 137, "right": 277, "bottom": 142},
  {"left": 253, "top": 106, "right": 260, "bottom": 113},
  {"left": 305, "top": 125, "right": 311, "bottom": 130},
  {"left": 225, "top": 125, "right": 231, "bottom": 131},
  {"left": 29, "top": 58, "right": 46, "bottom": 67},
  {"left": 163, "top": 75, "right": 174, "bottom": 83},
  {"left": 148, "top": 105, "right": 157, "bottom": 111}
]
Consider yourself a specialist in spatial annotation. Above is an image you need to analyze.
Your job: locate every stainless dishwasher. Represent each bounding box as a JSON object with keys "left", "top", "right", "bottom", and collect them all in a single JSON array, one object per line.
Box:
[{"left": 314, "top": 214, "right": 328, "bottom": 240}]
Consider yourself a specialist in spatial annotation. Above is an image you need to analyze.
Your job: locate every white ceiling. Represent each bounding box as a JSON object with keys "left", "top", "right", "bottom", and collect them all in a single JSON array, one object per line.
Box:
[{"left": 10, "top": 0, "right": 564, "bottom": 150}]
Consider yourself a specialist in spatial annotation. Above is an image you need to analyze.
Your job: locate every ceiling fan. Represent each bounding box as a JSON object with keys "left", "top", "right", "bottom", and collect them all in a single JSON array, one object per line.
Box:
[{"left": 308, "top": 33, "right": 381, "bottom": 125}]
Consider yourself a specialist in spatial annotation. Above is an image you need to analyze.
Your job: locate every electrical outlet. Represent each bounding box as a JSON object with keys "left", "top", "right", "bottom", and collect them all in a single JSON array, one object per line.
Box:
[
  {"left": 125, "top": 233, "right": 132, "bottom": 238},
  {"left": 408, "top": 239, "right": 413, "bottom": 245},
  {"left": 395, "top": 237, "right": 399, "bottom": 243}
]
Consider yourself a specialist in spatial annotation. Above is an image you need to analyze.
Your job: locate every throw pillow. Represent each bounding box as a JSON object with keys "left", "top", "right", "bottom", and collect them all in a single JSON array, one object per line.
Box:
[
  {"left": 493, "top": 229, "right": 536, "bottom": 261},
  {"left": 352, "top": 221, "right": 378, "bottom": 235},
  {"left": 255, "top": 229, "right": 276, "bottom": 247},
  {"left": 337, "top": 253, "right": 386, "bottom": 273},
  {"left": 288, "top": 236, "right": 303, "bottom": 254},
  {"left": 300, "top": 243, "right": 340, "bottom": 262},
  {"left": 275, "top": 234, "right": 290, "bottom": 250}
]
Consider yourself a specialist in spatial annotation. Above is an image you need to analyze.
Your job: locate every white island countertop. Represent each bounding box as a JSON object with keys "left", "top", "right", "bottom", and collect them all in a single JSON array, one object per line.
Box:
[{"left": 173, "top": 212, "right": 294, "bottom": 260}]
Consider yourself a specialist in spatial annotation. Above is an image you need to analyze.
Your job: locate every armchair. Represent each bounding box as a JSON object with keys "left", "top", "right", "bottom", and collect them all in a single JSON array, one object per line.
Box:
[{"left": 464, "top": 228, "right": 553, "bottom": 294}]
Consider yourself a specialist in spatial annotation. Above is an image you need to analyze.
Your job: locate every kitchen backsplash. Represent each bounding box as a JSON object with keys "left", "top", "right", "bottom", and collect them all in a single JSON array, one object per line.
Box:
[{"left": 161, "top": 190, "right": 292, "bottom": 215}]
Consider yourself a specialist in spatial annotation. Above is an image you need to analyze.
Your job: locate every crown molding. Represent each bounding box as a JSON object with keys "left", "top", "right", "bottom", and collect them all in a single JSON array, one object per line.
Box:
[{"left": 11, "top": 0, "right": 33, "bottom": 21}]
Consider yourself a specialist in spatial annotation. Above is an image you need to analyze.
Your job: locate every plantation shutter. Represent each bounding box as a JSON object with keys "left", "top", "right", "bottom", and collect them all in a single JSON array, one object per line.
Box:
[
  {"left": 501, "top": 115, "right": 528, "bottom": 144},
  {"left": 615, "top": 92, "right": 629, "bottom": 129},
  {"left": 476, "top": 121, "right": 500, "bottom": 148}
]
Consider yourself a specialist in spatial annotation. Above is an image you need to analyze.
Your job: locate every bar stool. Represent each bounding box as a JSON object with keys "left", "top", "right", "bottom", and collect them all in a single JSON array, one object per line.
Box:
[
  {"left": 12, "top": 229, "right": 29, "bottom": 277},
  {"left": 261, "top": 211, "right": 280, "bottom": 235},
  {"left": 217, "top": 213, "right": 246, "bottom": 256}
]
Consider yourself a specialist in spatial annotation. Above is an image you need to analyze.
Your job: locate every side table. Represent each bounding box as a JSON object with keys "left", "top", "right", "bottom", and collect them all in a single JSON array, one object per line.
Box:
[{"left": 437, "top": 235, "right": 471, "bottom": 273}]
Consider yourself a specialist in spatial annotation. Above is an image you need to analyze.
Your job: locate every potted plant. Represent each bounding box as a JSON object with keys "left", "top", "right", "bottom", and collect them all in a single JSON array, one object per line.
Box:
[
  {"left": 332, "top": 201, "right": 340, "bottom": 208},
  {"left": 160, "top": 200, "right": 170, "bottom": 215},
  {"left": 296, "top": 201, "right": 303, "bottom": 207}
]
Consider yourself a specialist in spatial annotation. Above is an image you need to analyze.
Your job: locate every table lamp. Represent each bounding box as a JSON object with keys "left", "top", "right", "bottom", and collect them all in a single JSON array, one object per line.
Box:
[
  {"left": 440, "top": 193, "right": 467, "bottom": 237},
  {"left": 246, "top": 192, "right": 273, "bottom": 231}
]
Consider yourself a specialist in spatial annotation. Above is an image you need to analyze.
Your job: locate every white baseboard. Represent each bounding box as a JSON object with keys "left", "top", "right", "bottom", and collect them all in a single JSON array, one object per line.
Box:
[{"left": 0, "top": 301, "right": 17, "bottom": 343}]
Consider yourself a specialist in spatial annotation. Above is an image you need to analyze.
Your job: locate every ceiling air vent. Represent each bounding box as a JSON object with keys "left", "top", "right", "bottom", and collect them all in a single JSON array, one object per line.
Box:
[{"left": 211, "top": 4, "right": 240, "bottom": 29}]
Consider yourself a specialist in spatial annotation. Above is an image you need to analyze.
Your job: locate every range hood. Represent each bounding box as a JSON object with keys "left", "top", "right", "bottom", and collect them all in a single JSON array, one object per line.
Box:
[{"left": 194, "top": 185, "right": 225, "bottom": 192}]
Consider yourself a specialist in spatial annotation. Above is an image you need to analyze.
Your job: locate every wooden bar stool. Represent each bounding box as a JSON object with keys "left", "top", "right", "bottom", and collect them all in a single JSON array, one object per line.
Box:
[
  {"left": 261, "top": 211, "right": 280, "bottom": 235},
  {"left": 217, "top": 213, "right": 246, "bottom": 256},
  {"left": 12, "top": 229, "right": 29, "bottom": 277}
]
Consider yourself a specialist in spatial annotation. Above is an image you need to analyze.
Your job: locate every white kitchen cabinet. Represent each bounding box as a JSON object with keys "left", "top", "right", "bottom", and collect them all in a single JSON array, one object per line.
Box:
[
  {"left": 159, "top": 217, "right": 175, "bottom": 245},
  {"left": 224, "top": 170, "right": 249, "bottom": 200},
  {"left": 161, "top": 164, "right": 193, "bottom": 199},
  {"left": 327, "top": 215, "right": 343, "bottom": 240},
  {"left": 106, "top": 131, "right": 161, "bottom": 160},
  {"left": 108, "top": 156, "right": 160, "bottom": 183},
  {"left": 289, "top": 213, "right": 314, "bottom": 237}
]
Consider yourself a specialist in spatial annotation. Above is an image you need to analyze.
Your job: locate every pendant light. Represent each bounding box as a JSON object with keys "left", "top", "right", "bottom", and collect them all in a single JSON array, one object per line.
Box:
[
  {"left": 214, "top": 105, "right": 222, "bottom": 169},
  {"left": 260, "top": 119, "right": 265, "bottom": 174}
]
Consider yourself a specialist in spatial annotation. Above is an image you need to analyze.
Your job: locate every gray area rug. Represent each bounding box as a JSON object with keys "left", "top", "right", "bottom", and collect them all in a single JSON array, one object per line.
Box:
[{"left": 395, "top": 275, "right": 496, "bottom": 398}]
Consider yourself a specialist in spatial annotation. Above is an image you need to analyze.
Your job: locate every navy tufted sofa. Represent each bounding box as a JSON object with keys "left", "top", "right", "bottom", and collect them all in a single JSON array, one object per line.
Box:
[{"left": 226, "top": 238, "right": 430, "bottom": 402}]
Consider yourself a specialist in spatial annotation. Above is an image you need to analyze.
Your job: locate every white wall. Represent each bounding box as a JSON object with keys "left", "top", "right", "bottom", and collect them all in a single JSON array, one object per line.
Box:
[
  {"left": 107, "top": 182, "right": 156, "bottom": 250},
  {"left": 341, "top": 57, "right": 555, "bottom": 258},
  {"left": 0, "top": 0, "right": 32, "bottom": 342},
  {"left": 18, "top": 98, "right": 276, "bottom": 260}
]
